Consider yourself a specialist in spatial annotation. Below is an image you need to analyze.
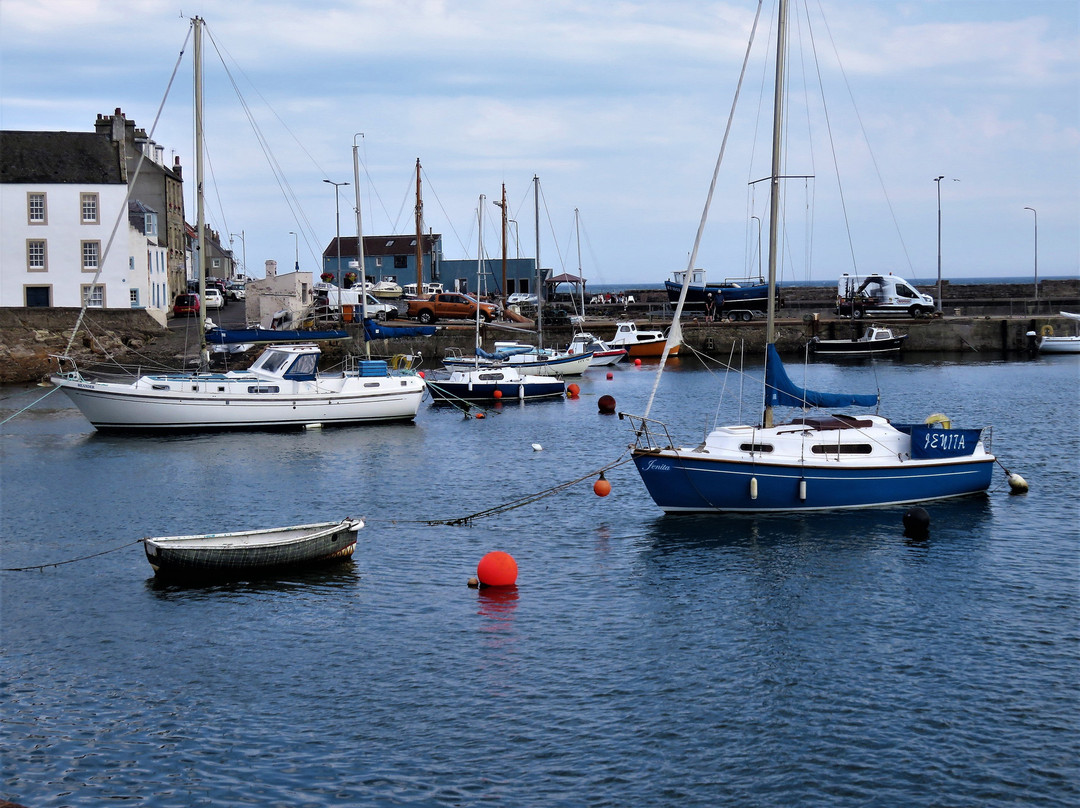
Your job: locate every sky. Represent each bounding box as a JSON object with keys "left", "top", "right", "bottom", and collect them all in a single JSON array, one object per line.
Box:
[{"left": 2, "top": 0, "right": 1077, "bottom": 286}]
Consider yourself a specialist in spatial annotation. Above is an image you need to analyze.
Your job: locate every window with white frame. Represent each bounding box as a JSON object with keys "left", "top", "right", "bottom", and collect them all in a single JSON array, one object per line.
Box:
[
  {"left": 80, "top": 193, "right": 99, "bottom": 224},
  {"left": 27, "top": 240, "right": 47, "bottom": 271},
  {"left": 145, "top": 212, "right": 158, "bottom": 237},
  {"left": 81, "top": 240, "right": 100, "bottom": 271},
  {"left": 81, "top": 284, "right": 105, "bottom": 308},
  {"left": 130, "top": 289, "right": 140, "bottom": 307},
  {"left": 28, "top": 192, "right": 46, "bottom": 224}
]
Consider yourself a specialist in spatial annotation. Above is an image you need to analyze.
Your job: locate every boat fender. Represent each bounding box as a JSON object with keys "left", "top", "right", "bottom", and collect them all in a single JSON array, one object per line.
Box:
[
  {"left": 925, "top": 413, "right": 951, "bottom": 430},
  {"left": 1007, "top": 472, "right": 1029, "bottom": 494},
  {"left": 1040, "top": 324, "right": 1054, "bottom": 337},
  {"left": 749, "top": 477, "right": 758, "bottom": 500}
]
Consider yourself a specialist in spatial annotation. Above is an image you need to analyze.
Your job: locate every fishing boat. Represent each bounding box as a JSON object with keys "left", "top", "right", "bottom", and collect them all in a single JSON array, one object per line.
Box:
[
  {"left": 1038, "top": 312, "right": 1080, "bottom": 354},
  {"left": 607, "top": 320, "right": 680, "bottom": 359},
  {"left": 142, "top": 518, "right": 362, "bottom": 578},
  {"left": 620, "top": 0, "right": 995, "bottom": 513},
  {"left": 664, "top": 269, "right": 772, "bottom": 311},
  {"left": 566, "top": 332, "right": 627, "bottom": 366},
  {"left": 808, "top": 325, "right": 907, "bottom": 357},
  {"left": 50, "top": 18, "right": 426, "bottom": 430},
  {"left": 426, "top": 195, "right": 567, "bottom": 404}
]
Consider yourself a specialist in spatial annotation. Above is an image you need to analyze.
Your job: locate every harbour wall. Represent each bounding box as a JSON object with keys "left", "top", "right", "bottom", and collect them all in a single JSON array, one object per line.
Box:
[{"left": 0, "top": 280, "right": 1075, "bottom": 384}]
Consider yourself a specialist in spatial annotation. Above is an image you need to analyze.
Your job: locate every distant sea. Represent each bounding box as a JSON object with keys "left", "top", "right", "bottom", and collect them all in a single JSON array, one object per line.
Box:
[{"left": 585, "top": 274, "right": 1077, "bottom": 294}]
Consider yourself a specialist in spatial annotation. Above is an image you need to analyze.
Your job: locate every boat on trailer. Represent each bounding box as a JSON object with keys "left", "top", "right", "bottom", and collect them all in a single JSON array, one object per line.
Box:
[{"left": 143, "top": 518, "right": 363, "bottom": 578}]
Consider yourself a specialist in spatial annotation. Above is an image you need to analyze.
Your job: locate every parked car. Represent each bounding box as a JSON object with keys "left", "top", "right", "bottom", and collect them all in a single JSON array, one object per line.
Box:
[
  {"left": 225, "top": 283, "right": 246, "bottom": 301},
  {"left": 173, "top": 293, "right": 200, "bottom": 317},
  {"left": 202, "top": 288, "right": 225, "bottom": 310},
  {"left": 206, "top": 279, "right": 229, "bottom": 303}
]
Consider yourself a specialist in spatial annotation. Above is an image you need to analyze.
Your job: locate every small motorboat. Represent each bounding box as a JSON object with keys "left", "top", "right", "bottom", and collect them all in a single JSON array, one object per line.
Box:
[
  {"left": 566, "top": 332, "right": 627, "bottom": 366},
  {"left": 607, "top": 320, "right": 681, "bottom": 359},
  {"left": 808, "top": 325, "right": 907, "bottom": 357},
  {"left": 426, "top": 365, "right": 566, "bottom": 403},
  {"left": 142, "top": 518, "right": 363, "bottom": 578},
  {"left": 442, "top": 342, "right": 593, "bottom": 376}
]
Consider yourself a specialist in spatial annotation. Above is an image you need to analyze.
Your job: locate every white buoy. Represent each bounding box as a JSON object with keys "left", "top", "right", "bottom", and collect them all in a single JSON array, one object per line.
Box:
[
  {"left": 749, "top": 477, "right": 758, "bottom": 500},
  {"left": 1007, "top": 472, "right": 1028, "bottom": 494},
  {"left": 532, "top": 443, "right": 543, "bottom": 452}
]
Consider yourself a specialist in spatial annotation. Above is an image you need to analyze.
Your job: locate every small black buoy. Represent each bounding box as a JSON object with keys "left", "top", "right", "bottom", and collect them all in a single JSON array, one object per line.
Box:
[{"left": 903, "top": 506, "right": 930, "bottom": 539}]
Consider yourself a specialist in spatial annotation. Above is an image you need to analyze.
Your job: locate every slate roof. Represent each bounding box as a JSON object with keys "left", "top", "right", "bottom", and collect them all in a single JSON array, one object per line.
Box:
[
  {"left": 326, "top": 234, "right": 441, "bottom": 257},
  {"left": 0, "top": 130, "right": 124, "bottom": 184}
]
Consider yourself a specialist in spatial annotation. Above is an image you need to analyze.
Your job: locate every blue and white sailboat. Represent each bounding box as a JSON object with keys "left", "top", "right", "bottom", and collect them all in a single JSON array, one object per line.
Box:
[{"left": 621, "top": 0, "right": 995, "bottom": 513}]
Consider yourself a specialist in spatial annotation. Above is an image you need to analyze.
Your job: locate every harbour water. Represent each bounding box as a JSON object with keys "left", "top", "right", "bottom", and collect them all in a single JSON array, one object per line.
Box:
[{"left": 2, "top": 352, "right": 1077, "bottom": 807}]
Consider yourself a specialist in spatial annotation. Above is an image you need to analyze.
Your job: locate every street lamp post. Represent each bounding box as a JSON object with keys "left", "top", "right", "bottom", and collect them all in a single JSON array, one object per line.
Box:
[
  {"left": 288, "top": 231, "right": 299, "bottom": 272},
  {"left": 934, "top": 176, "right": 944, "bottom": 313},
  {"left": 1024, "top": 206, "right": 1038, "bottom": 307},
  {"left": 324, "top": 179, "right": 350, "bottom": 319},
  {"left": 229, "top": 231, "right": 245, "bottom": 280}
]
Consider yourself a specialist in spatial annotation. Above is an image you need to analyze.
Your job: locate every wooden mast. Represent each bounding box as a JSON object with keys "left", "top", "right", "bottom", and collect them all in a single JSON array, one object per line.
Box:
[{"left": 414, "top": 158, "right": 423, "bottom": 296}]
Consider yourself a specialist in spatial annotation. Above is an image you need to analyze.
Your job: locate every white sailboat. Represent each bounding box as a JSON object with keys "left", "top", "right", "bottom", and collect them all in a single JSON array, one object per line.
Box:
[
  {"left": 621, "top": 0, "right": 995, "bottom": 513},
  {"left": 1037, "top": 312, "right": 1080, "bottom": 354},
  {"left": 51, "top": 17, "right": 425, "bottom": 430}
]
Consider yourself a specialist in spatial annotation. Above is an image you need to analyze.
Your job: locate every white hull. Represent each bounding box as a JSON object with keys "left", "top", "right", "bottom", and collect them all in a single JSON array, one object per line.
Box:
[
  {"left": 53, "top": 345, "right": 425, "bottom": 430},
  {"left": 1038, "top": 336, "right": 1080, "bottom": 354}
]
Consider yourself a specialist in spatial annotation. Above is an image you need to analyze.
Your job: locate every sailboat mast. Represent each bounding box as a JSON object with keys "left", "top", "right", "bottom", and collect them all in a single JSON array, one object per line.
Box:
[
  {"left": 414, "top": 158, "right": 423, "bottom": 295},
  {"left": 500, "top": 183, "right": 508, "bottom": 307},
  {"left": 763, "top": 0, "right": 788, "bottom": 428},
  {"left": 534, "top": 175, "right": 543, "bottom": 348},
  {"left": 353, "top": 134, "right": 369, "bottom": 358},
  {"left": 194, "top": 16, "right": 208, "bottom": 367},
  {"left": 575, "top": 208, "right": 584, "bottom": 315}
]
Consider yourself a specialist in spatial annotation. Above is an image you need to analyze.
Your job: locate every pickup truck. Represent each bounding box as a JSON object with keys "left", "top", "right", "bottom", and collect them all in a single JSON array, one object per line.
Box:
[{"left": 406, "top": 293, "right": 498, "bottom": 324}]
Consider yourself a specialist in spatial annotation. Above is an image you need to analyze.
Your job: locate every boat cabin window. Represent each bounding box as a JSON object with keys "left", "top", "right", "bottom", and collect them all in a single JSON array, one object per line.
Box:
[
  {"left": 811, "top": 444, "right": 873, "bottom": 454},
  {"left": 284, "top": 353, "right": 318, "bottom": 379},
  {"left": 247, "top": 385, "right": 280, "bottom": 394},
  {"left": 255, "top": 351, "right": 290, "bottom": 374},
  {"left": 739, "top": 443, "right": 774, "bottom": 453},
  {"left": 479, "top": 372, "right": 505, "bottom": 381}
]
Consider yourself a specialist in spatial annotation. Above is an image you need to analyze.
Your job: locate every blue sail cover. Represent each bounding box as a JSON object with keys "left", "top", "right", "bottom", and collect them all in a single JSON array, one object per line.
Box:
[
  {"left": 477, "top": 345, "right": 533, "bottom": 360},
  {"left": 364, "top": 319, "right": 436, "bottom": 341},
  {"left": 205, "top": 327, "right": 348, "bottom": 344},
  {"left": 764, "top": 344, "right": 878, "bottom": 409}
]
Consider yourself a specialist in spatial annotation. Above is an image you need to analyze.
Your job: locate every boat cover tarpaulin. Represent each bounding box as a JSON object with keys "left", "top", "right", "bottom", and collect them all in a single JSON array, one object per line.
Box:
[
  {"left": 205, "top": 328, "right": 348, "bottom": 344},
  {"left": 364, "top": 320, "right": 436, "bottom": 341},
  {"left": 764, "top": 344, "right": 878, "bottom": 409}
]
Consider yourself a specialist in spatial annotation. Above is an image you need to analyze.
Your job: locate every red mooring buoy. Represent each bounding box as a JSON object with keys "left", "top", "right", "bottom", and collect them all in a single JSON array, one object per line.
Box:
[
  {"left": 598, "top": 394, "right": 616, "bottom": 414},
  {"left": 634, "top": 358, "right": 642, "bottom": 366},
  {"left": 593, "top": 472, "right": 612, "bottom": 497},
  {"left": 476, "top": 551, "right": 518, "bottom": 587},
  {"left": 567, "top": 383, "right": 580, "bottom": 398},
  {"left": 606, "top": 371, "right": 614, "bottom": 380}
]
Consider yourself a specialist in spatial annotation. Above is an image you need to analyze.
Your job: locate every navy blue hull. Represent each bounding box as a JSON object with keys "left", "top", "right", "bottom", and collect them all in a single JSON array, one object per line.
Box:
[{"left": 633, "top": 451, "right": 995, "bottom": 512}]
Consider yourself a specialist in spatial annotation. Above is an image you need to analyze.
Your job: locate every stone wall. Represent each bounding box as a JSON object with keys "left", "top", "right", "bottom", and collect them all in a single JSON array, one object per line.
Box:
[{"left": 0, "top": 308, "right": 167, "bottom": 384}]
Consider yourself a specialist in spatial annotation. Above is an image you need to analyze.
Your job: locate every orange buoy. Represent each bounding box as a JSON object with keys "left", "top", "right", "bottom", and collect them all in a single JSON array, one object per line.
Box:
[
  {"left": 475, "top": 412, "right": 486, "bottom": 419},
  {"left": 493, "top": 389, "right": 503, "bottom": 400},
  {"left": 633, "top": 358, "right": 641, "bottom": 366},
  {"left": 593, "top": 472, "right": 612, "bottom": 497},
  {"left": 598, "top": 394, "right": 616, "bottom": 414},
  {"left": 567, "top": 383, "right": 580, "bottom": 398},
  {"left": 606, "top": 372, "right": 613, "bottom": 380},
  {"left": 476, "top": 551, "right": 518, "bottom": 587}
]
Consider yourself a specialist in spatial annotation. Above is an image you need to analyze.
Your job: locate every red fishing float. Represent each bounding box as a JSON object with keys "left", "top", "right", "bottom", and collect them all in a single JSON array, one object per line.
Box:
[
  {"left": 476, "top": 551, "right": 518, "bottom": 587},
  {"left": 593, "top": 472, "right": 612, "bottom": 497},
  {"left": 634, "top": 358, "right": 642, "bottom": 366},
  {"left": 567, "top": 383, "right": 580, "bottom": 398},
  {"left": 606, "top": 372, "right": 614, "bottom": 380},
  {"left": 493, "top": 389, "right": 503, "bottom": 400}
]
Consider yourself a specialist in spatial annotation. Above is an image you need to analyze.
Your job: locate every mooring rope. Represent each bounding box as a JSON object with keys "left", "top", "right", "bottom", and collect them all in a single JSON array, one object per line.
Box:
[
  {"left": 1, "top": 540, "right": 143, "bottom": 572},
  {"left": 0, "top": 384, "right": 63, "bottom": 426}
]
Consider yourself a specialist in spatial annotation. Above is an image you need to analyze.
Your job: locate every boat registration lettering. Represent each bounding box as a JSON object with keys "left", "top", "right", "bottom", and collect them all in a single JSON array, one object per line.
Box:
[{"left": 922, "top": 432, "right": 966, "bottom": 451}]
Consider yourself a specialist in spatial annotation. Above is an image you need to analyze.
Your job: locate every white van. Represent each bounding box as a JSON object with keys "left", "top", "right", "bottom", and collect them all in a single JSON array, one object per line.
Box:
[{"left": 836, "top": 273, "right": 935, "bottom": 318}]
